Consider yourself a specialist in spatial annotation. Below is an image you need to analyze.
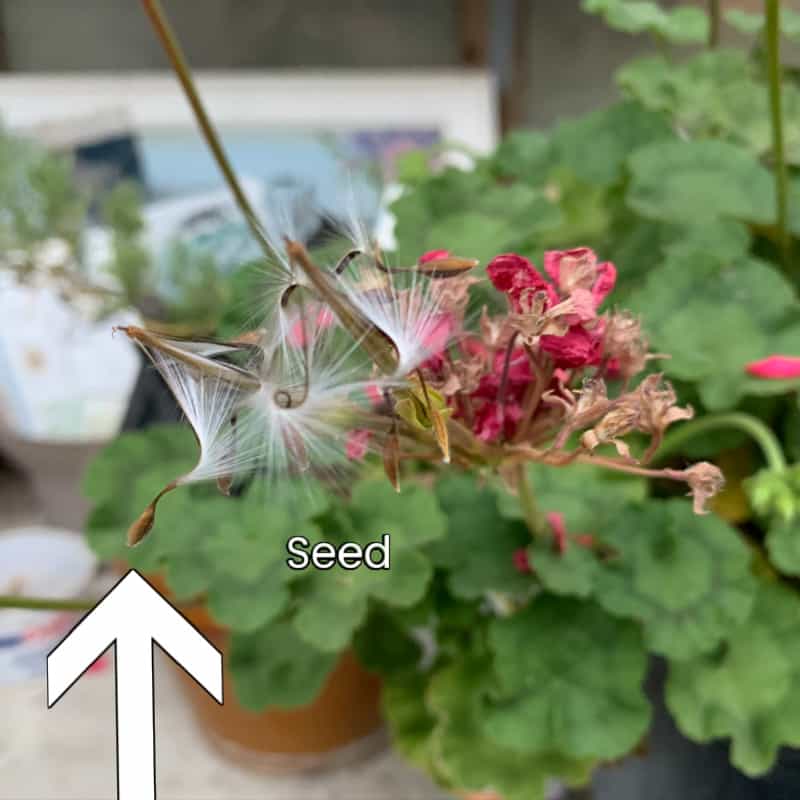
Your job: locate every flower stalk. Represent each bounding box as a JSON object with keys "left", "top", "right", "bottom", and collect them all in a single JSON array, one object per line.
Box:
[
  {"left": 0, "top": 595, "right": 95, "bottom": 612},
  {"left": 708, "top": 0, "right": 720, "bottom": 48},
  {"left": 656, "top": 411, "right": 787, "bottom": 472},
  {"left": 765, "top": 0, "right": 792, "bottom": 271}
]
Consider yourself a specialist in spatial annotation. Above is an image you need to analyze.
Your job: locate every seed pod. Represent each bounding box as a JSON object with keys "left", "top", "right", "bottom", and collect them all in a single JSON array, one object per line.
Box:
[
  {"left": 416, "top": 256, "right": 479, "bottom": 278},
  {"left": 430, "top": 406, "right": 451, "bottom": 464},
  {"left": 383, "top": 432, "right": 401, "bottom": 493},
  {"left": 126, "top": 481, "right": 178, "bottom": 547}
]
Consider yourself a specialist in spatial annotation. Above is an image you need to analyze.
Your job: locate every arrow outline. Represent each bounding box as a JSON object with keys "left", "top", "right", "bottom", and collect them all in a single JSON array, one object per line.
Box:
[{"left": 46, "top": 569, "right": 223, "bottom": 800}]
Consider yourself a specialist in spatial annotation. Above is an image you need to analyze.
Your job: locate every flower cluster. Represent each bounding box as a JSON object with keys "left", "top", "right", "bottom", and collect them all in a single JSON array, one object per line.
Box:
[{"left": 120, "top": 237, "right": 724, "bottom": 545}]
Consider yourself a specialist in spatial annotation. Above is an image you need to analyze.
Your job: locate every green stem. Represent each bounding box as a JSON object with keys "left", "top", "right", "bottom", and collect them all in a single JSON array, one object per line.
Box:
[
  {"left": 0, "top": 595, "right": 94, "bottom": 612},
  {"left": 708, "top": 0, "right": 720, "bottom": 48},
  {"left": 657, "top": 412, "right": 786, "bottom": 472},
  {"left": 515, "top": 463, "right": 546, "bottom": 539},
  {"left": 140, "top": 0, "right": 271, "bottom": 256},
  {"left": 766, "top": 0, "right": 792, "bottom": 271}
]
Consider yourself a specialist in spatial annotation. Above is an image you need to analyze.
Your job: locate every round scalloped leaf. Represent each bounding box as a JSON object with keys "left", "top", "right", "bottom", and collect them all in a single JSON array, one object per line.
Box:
[
  {"left": 766, "top": 520, "right": 800, "bottom": 576},
  {"left": 627, "top": 139, "right": 775, "bottom": 225},
  {"left": 486, "top": 596, "right": 650, "bottom": 760},
  {"left": 228, "top": 619, "right": 338, "bottom": 711},
  {"left": 428, "top": 474, "right": 531, "bottom": 599},
  {"left": 428, "top": 657, "right": 594, "bottom": 800},
  {"left": 593, "top": 500, "right": 756, "bottom": 659},
  {"left": 666, "top": 581, "right": 800, "bottom": 776},
  {"left": 495, "top": 462, "right": 645, "bottom": 534},
  {"left": 628, "top": 250, "right": 800, "bottom": 409},
  {"left": 552, "top": 101, "right": 672, "bottom": 187},
  {"left": 291, "top": 479, "right": 445, "bottom": 652},
  {"left": 524, "top": 540, "right": 599, "bottom": 598}
]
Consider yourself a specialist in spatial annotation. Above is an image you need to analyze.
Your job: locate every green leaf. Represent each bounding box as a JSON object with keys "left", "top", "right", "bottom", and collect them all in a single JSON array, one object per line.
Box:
[
  {"left": 353, "top": 609, "right": 422, "bottom": 678},
  {"left": 496, "top": 462, "right": 646, "bottom": 533},
  {"left": 592, "top": 500, "right": 757, "bottom": 660},
  {"left": 552, "top": 101, "right": 672, "bottom": 187},
  {"left": 291, "top": 479, "right": 445, "bottom": 651},
  {"left": 627, "top": 140, "right": 775, "bottom": 225},
  {"left": 486, "top": 596, "right": 650, "bottom": 761},
  {"left": 725, "top": 8, "right": 800, "bottom": 39},
  {"left": 427, "top": 657, "right": 594, "bottom": 800},
  {"left": 766, "top": 520, "right": 800, "bottom": 576},
  {"left": 82, "top": 424, "right": 196, "bottom": 506},
  {"left": 382, "top": 675, "right": 441, "bottom": 778},
  {"left": 583, "top": 0, "right": 708, "bottom": 44},
  {"left": 490, "top": 131, "right": 553, "bottom": 183},
  {"left": 525, "top": 541, "right": 599, "bottom": 598},
  {"left": 666, "top": 581, "right": 800, "bottom": 776},
  {"left": 428, "top": 474, "right": 532, "bottom": 599},
  {"left": 206, "top": 575, "right": 289, "bottom": 633},
  {"left": 229, "top": 619, "right": 338, "bottom": 711},
  {"left": 628, "top": 250, "right": 800, "bottom": 409}
]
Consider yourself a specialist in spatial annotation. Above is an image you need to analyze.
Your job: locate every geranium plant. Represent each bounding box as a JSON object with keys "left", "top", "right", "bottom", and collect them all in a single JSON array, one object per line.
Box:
[{"left": 4, "top": 1, "right": 800, "bottom": 798}]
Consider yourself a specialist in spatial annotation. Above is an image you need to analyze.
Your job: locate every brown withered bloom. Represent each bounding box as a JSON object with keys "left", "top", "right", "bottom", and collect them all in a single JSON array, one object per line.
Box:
[
  {"left": 602, "top": 311, "right": 651, "bottom": 381},
  {"left": 635, "top": 374, "right": 694, "bottom": 462},
  {"left": 682, "top": 462, "right": 726, "bottom": 514}
]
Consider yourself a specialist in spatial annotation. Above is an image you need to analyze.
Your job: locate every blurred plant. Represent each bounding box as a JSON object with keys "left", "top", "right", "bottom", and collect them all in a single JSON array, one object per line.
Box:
[{"left": 0, "top": 125, "right": 247, "bottom": 331}]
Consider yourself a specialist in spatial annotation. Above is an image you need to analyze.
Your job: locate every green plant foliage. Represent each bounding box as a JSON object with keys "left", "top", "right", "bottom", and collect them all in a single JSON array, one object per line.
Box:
[
  {"left": 486, "top": 596, "right": 650, "bottom": 760},
  {"left": 765, "top": 519, "right": 800, "bottom": 576},
  {"left": 627, "top": 140, "right": 776, "bottom": 225},
  {"left": 228, "top": 619, "right": 338, "bottom": 711},
  {"left": 427, "top": 474, "right": 532, "bottom": 599},
  {"left": 592, "top": 500, "right": 756, "bottom": 659},
  {"left": 628, "top": 249, "right": 800, "bottom": 409},
  {"left": 427, "top": 657, "right": 594, "bottom": 800},
  {"left": 725, "top": 8, "right": 800, "bottom": 39},
  {"left": 291, "top": 480, "right": 446, "bottom": 652},
  {"left": 551, "top": 101, "right": 672, "bottom": 187},
  {"left": 666, "top": 580, "right": 800, "bottom": 775},
  {"left": 583, "top": 0, "right": 709, "bottom": 44},
  {"left": 496, "top": 462, "right": 646, "bottom": 531}
]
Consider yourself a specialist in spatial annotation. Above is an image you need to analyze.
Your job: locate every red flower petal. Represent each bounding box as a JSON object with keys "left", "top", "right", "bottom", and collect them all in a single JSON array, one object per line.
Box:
[
  {"left": 345, "top": 429, "right": 372, "bottom": 460},
  {"left": 419, "top": 249, "right": 451, "bottom": 264},
  {"left": 513, "top": 548, "right": 533, "bottom": 574},
  {"left": 540, "top": 325, "right": 603, "bottom": 368},
  {"left": 546, "top": 511, "right": 568, "bottom": 555},
  {"left": 746, "top": 355, "right": 800, "bottom": 380}
]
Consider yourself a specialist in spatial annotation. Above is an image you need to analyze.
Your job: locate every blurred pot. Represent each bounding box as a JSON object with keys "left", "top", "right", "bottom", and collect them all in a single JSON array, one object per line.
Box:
[
  {"left": 139, "top": 572, "right": 387, "bottom": 773},
  {"left": 0, "top": 429, "right": 105, "bottom": 530}
]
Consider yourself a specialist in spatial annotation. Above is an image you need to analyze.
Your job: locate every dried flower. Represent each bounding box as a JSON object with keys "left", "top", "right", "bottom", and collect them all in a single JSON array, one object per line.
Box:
[{"left": 683, "top": 462, "right": 725, "bottom": 514}]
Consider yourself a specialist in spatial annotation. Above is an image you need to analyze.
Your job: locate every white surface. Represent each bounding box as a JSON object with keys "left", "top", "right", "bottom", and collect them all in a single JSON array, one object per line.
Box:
[
  {"left": 0, "top": 526, "right": 96, "bottom": 684},
  {"left": 48, "top": 572, "right": 223, "bottom": 800},
  {"left": 0, "top": 71, "right": 497, "bottom": 156},
  {"left": 0, "top": 280, "right": 139, "bottom": 441},
  {"left": 2, "top": 654, "right": 450, "bottom": 800}
]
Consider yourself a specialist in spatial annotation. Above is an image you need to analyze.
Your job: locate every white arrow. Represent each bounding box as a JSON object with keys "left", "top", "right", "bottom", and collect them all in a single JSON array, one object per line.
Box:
[{"left": 47, "top": 570, "right": 223, "bottom": 800}]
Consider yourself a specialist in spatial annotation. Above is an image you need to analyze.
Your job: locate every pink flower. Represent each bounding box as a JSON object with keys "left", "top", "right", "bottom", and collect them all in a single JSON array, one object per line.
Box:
[
  {"left": 544, "top": 248, "right": 616, "bottom": 308},
  {"left": 487, "top": 253, "right": 559, "bottom": 309},
  {"left": 419, "top": 249, "right": 451, "bottom": 264},
  {"left": 472, "top": 401, "right": 524, "bottom": 442},
  {"left": 513, "top": 548, "right": 532, "bottom": 574},
  {"left": 745, "top": 355, "right": 800, "bottom": 380},
  {"left": 346, "top": 429, "right": 372, "bottom": 460},
  {"left": 546, "top": 511, "right": 568, "bottom": 554},
  {"left": 288, "top": 305, "right": 336, "bottom": 347},
  {"left": 540, "top": 325, "right": 604, "bottom": 368}
]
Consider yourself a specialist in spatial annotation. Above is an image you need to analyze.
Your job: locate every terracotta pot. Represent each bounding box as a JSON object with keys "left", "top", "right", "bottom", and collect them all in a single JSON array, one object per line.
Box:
[
  {"left": 134, "top": 570, "right": 386, "bottom": 772},
  {"left": 178, "top": 633, "right": 386, "bottom": 773}
]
